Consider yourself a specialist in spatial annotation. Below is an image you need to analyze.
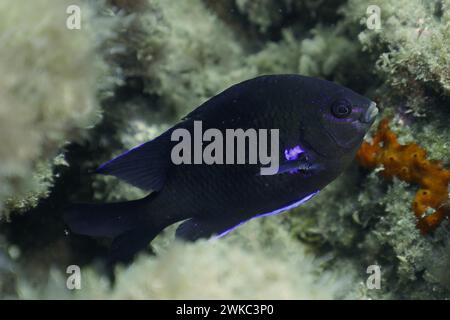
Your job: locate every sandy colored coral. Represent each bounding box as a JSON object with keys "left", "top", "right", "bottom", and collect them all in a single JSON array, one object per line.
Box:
[
  {"left": 0, "top": 0, "right": 105, "bottom": 218},
  {"left": 357, "top": 118, "right": 450, "bottom": 233},
  {"left": 342, "top": 0, "right": 450, "bottom": 115},
  {"left": 15, "top": 219, "right": 360, "bottom": 299},
  {"left": 1, "top": 0, "right": 449, "bottom": 300}
]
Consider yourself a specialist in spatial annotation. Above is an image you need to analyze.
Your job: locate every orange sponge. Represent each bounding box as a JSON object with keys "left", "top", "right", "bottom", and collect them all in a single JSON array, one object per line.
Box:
[{"left": 356, "top": 118, "right": 450, "bottom": 234}]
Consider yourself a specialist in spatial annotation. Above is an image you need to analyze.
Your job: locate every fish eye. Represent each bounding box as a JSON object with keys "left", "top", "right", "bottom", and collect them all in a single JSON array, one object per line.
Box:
[{"left": 331, "top": 99, "right": 352, "bottom": 118}]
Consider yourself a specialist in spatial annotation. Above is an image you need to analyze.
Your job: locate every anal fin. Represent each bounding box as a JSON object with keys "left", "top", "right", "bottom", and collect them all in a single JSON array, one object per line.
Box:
[{"left": 109, "top": 225, "right": 164, "bottom": 264}]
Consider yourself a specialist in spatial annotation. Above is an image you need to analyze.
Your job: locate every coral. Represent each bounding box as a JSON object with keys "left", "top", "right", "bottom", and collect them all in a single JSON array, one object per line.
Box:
[
  {"left": 0, "top": 0, "right": 105, "bottom": 218},
  {"left": 1, "top": 0, "right": 449, "bottom": 301},
  {"left": 4, "top": 155, "right": 68, "bottom": 217},
  {"left": 342, "top": 0, "right": 450, "bottom": 115},
  {"left": 234, "top": 0, "right": 292, "bottom": 33},
  {"left": 247, "top": 27, "right": 359, "bottom": 85},
  {"left": 234, "top": 0, "right": 345, "bottom": 34},
  {"left": 288, "top": 167, "right": 450, "bottom": 299},
  {"left": 357, "top": 118, "right": 450, "bottom": 233},
  {"left": 96, "top": 0, "right": 363, "bottom": 126},
  {"left": 15, "top": 219, "right": 360, "bottom": 299},
  {"left": 145, "top": 0, "right": 249, "bottom": 118}
]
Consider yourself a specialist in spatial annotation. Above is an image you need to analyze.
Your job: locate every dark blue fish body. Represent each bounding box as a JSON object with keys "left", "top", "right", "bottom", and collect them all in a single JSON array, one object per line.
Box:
[{"left": 65, "top": 75, "right": 378, "bottom": 262}]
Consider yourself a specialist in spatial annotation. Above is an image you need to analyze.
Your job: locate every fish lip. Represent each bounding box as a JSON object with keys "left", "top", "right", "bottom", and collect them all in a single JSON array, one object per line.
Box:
[{"left": 361, "top": 101, "right": 378, "bottom": 124}]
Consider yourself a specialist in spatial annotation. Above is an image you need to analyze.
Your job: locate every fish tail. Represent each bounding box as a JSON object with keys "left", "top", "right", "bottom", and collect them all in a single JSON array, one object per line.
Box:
[
  {"left": 64, "top": 198, "right": 146, "bottom": 238},
  {"left": 64, "top": 194, "right": 165, "bottom": 263}
]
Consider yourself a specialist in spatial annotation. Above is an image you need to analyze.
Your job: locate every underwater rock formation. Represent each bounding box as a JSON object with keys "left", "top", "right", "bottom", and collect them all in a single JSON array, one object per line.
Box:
[
  {"left": 343, "top": 0, "right": 450, "bottom": 115},
  {"left": 16, "top": 221, "right": 359, "bottom": 299},
  {"left": 0, "top": 0, "right": 449, "bottom": 300},
  {"left": 0, "top": 0, "right": 106, "bottom": 219}
]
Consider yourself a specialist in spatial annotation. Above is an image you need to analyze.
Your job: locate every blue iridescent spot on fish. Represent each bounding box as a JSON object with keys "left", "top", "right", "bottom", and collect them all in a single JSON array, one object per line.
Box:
[
  {"left": 64, "top": 74, "right": 378, "bottom": 263},
  {"left": 284, "top": 145, "right": 305, "bottom": 161}
]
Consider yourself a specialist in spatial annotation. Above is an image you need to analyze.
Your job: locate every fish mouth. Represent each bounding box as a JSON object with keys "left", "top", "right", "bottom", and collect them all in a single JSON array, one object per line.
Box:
[{"left": 361, "top": 101, "right": 378, "bottom": 124}]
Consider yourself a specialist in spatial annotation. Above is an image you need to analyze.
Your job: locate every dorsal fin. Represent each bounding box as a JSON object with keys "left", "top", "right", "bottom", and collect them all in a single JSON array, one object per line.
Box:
[{"left": 96, "top": 133, "right": 170, "bottom": 191}]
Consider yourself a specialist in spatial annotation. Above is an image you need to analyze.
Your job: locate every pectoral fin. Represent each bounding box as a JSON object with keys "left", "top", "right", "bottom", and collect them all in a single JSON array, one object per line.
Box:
[
  {"left": 259, "top": 155, "right": 321, "bottom": 176},
  {"left": 276, "top": 159, "right": 318, "bottom": 174}
]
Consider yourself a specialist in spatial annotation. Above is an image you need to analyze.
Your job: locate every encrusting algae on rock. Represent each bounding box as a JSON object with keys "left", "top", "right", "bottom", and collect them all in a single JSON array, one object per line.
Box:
[
  {"left": 1, "top": 0, "right": 449, "bottom": 300},
  {"left": 357, "top": 118, "right": 450, "bottom": 234}
]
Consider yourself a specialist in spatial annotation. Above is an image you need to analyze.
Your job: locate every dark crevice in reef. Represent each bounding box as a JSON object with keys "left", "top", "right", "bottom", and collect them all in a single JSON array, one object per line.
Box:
[
  {"left": 203, "top": 0, "right": 347, "bottom": 48},
  {"left": 0, "top": 149, "right": 109, "bottom": 271},
  {"left": 202, "top": 0, "right": 265, "bottom": 51},
  {"left": 0, "top": 76, "right": 166, "bottom": 271}
]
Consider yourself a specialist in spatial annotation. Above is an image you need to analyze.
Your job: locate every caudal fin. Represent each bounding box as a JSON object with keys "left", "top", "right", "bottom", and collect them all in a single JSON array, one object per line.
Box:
[
  {"left": 64, "top": 195, "right": 166, "bottom": 263},
  {"left": 64, "top": 199, "right": 146, "bottom": 238}
]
